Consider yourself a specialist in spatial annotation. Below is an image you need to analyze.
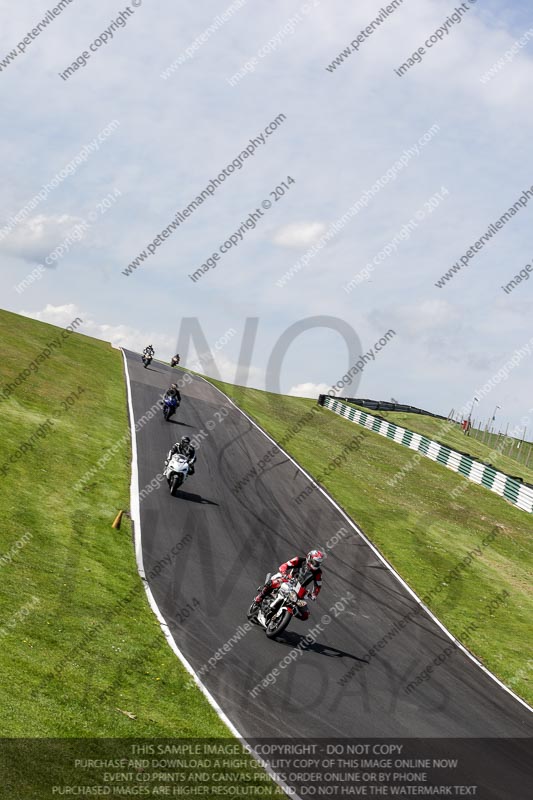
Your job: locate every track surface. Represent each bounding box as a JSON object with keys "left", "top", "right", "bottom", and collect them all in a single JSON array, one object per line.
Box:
[{"left": 124, "top": 352, "right": 532, "bottom": 781}]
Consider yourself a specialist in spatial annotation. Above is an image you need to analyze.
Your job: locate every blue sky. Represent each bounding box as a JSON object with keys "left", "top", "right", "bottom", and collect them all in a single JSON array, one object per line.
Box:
[{"left": 1, "top": 0, "right": 532, "bottom": 434}]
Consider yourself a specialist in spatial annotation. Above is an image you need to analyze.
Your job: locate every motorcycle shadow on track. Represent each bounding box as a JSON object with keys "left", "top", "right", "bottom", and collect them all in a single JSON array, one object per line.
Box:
[
  {"left": 171, "top": 489, "right": 219, "bottom": 506},
  {"left": 276, "top": 630, "right": 369, "bottom": 665}
]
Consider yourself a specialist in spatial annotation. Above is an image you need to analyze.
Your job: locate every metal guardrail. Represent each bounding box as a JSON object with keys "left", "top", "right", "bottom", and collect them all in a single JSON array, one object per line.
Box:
[{"left": 318, "top": 395, "right": 449, "bottom": 420}]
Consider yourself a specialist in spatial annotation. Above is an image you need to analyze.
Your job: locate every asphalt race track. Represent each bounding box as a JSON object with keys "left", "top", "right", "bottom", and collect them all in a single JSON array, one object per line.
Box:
[{"left": 123, "top": 350, "right": 533, "bottom": 795}]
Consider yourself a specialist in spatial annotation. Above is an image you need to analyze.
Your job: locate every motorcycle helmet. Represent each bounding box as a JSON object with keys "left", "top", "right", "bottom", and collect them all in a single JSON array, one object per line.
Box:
[
  {"left": 180, "top": 436, "right": 191, "bottom": 452},
  {"left": 306, "top": 549, "right": 324, "bottom": 570},
  {"left": 171, "top": 383, "right": 178, "bottom": 391}
]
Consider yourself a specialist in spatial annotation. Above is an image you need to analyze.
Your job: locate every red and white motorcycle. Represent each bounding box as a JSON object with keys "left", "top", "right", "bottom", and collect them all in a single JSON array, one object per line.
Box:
[{"left": 247, "top": 573, "right": 310, "bottom": 639}]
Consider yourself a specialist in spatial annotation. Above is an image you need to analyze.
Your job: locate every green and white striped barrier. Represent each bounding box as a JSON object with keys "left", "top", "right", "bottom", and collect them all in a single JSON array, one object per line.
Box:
[{"left": 322, "top": 396, "right": 533, "bottom": 514}]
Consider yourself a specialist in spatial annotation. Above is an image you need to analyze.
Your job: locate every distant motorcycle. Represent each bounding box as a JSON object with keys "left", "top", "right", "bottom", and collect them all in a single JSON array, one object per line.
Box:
[
  {"left": 171, "top": 355, "right": 180, "bottom": 368},
  {"left": 247, "top": 575, "right": 309, "bottom": 639},
  {"left": 164, "top": 453, "right": 190, "bottom": 496},
  {"left": 162, "top": 395, "right": 178, "bottom": 421},
  {"left": 142, "top": 353, "right": 153, "bottom": 368}
]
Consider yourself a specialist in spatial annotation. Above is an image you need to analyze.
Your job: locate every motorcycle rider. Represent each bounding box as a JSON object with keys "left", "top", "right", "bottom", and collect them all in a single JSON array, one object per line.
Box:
[
  {"left": 161, "top": 383, "right": 181, "bottom": 418},
  {"left": 166, "top": 436, "right": 196, "bottom": 476},
  {"left": 171, "top": 353, "right": 180, "bottom": 366},
  {"left": 163, "top": 383, "right": 181, "bottom": 404},
  {"left": 254, "top": 549, "right": 324, "bottom": 619},
  {"left": 143, "top": 344, "right": 155, "bottom": 358}
]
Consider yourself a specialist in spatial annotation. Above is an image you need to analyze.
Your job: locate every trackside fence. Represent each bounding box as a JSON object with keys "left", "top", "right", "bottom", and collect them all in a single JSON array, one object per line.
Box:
[{"left": 319, "top": 396, "right": 533, "bottom": 514}]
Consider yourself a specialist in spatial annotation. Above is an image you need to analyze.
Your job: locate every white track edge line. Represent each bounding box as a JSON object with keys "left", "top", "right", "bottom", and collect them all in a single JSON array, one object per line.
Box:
[
  {"left": 199, "top": 374, "right": 533, "bottom": 717},
  {"left": 120, "top": 350, "right": 301, "bottom": 800}
]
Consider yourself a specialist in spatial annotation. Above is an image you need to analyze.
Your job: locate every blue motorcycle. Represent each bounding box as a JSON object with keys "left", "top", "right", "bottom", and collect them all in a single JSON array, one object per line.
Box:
[{"left": 162, "top": 395, "right": 178, "bottom": 421}]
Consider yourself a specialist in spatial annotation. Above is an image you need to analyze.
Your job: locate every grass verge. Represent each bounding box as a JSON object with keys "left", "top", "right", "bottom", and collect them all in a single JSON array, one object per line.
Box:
[
  {"left": 348, "top": 403, "right": 533, "bottom": 485},
  {"left": 0, "top": 309, "right": 230, "bottom": 737}
]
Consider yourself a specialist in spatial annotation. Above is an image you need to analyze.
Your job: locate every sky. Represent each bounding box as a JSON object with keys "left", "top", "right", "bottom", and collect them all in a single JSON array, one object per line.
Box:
[{"left": 0, "top": 0, "right": 532, "bottom": 435}]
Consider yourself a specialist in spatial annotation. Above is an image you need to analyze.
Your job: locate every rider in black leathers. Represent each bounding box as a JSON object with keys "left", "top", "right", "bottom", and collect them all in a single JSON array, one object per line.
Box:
[
  {"left": 164, "top": 383, "right": 181, "bottom": 403},
  {"left": 166, "top": 436, "right": 196, "bottom": 476}
]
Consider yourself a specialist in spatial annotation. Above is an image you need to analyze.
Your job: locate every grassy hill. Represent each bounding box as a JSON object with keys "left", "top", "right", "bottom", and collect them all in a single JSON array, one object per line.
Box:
[
  {"left": 0, "top": 308, "right": 229, "bottom": 739},
  {"left": 348, "top": 403, "right": 533, "bottom": 485},
  {"left": 207, "top": 378, "right": 533, "bottom": 707}
]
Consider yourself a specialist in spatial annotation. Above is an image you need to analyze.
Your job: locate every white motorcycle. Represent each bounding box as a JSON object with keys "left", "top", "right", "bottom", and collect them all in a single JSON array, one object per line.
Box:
[
  {"left": 247, "top": 574, "right": 310, "bottom": 639},
  {"left": 164, "top": 453, "right": 190, "bottom": 496}
]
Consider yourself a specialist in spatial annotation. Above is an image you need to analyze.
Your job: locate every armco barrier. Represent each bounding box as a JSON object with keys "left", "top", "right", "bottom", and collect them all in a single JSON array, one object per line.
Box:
[
  {"left": 321, "top": 396, "right": 533, "bottom": 514},
  {"left": 336, "top": 397, "right": 449, "bottom": 420}
]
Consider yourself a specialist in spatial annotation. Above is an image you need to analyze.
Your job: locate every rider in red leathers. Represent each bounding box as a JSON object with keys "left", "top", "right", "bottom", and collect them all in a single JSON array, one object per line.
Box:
[{"left": 254, "top": 550, "right": 324, "bottom": 620}]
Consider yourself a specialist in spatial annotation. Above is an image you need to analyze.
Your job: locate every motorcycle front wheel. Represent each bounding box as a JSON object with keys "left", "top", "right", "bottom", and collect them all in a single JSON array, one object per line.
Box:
[
  {"left": 265, "top": 609, "right": 291, "bottom": 639},
  {"left": 170, "top": 474, "right": 182, "bottom": 496},
  {"left": 247, "top": 601, "right": 261, "bottom": 624}
]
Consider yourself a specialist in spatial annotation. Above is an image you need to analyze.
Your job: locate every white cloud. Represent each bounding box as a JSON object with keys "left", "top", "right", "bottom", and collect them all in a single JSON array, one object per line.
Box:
[
  {"left": 287, "top": 382, "right": 332, "bottom": 398},
  {"left": 20, "top": 304, "right": 175, "bottom": 356},
  {"left": 1, "top": 0, "right": 533, "bottom": 435},
  {"left": 21, "top": 303, "right": 81, "bottom": 328},
  {"left": 0, "top": 215, "right": 85, "bottom": 264},
  {"left": 272, "top": 222, "right": 327, "bottom": 248}
]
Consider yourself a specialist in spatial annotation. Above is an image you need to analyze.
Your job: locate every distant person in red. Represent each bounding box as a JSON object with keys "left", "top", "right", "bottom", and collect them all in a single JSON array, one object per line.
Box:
[{"left": 254, "top": 550, "right": 324, "bottom": 619}]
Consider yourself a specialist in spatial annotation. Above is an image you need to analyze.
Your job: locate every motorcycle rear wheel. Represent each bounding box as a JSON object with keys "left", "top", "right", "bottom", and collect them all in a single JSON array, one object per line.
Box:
[{"left": 265, "top": 609, "right": 291, "bottom": 638}]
